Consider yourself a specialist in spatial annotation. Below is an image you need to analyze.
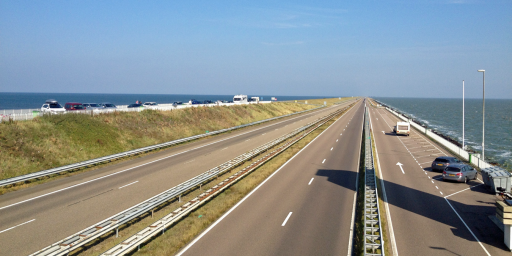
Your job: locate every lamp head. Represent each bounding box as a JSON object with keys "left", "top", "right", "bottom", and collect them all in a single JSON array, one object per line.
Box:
[{"left": 478, "top": 70, "right": 485, "bottom": 72}]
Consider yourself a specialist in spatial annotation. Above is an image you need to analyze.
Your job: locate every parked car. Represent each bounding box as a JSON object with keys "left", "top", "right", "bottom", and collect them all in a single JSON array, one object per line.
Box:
[
  {"left": 41, "top": 99, "right": 66, "bottom": 114},
  {"left": 143, "top": 102, "right": 158, "bottom": 106},
  {"left": 64, "top": 102, "right": 86, "bottom": 111},
  {"left": 173, "top": 101, "right": 183, "bottom": 105},
  {"left": 189, "top": 99, "right": 201, "bottom": 105},
  {"left": 431, "top": 156, "right": 462, "bottom": 172},
  {"left": 203, "top": 100, "right": 213, "bottom": 104},
  {"left": 127, "top": 103, "right": 144, "bottom": 108},
  {"left": 100, "top": 102, "right": 117, "bottom": 110},
  {"left": 442, "top": 164, "right": 478, "bottom": 183},
  {"left": 83, "top": 103, "right": 103, "bottom": 111}
]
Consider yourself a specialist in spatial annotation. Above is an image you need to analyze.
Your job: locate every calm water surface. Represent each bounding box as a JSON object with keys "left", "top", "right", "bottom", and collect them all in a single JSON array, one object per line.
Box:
[{"left": 374, "top": 97, "right": 512, "bottom": 170}]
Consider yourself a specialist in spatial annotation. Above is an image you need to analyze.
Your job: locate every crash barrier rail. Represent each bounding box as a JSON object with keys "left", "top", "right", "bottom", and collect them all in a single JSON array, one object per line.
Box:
[
  {"left": 99, "top": 105, "right": 352, "bottom": 256},
  {"left": 372, "top": 99, "right": 492, "bottom": 170},
  {"left": 0, "top": 104, "right": 331, "bottom": 187},
  {"left": 30, "top": 104, "right": 353, "bottom": 256},
  {"left": 0, "top": 101, "right": 272, "bottom": 122},
  {"left": 364, "top": 105, "right": 384, "bottom": 256}
]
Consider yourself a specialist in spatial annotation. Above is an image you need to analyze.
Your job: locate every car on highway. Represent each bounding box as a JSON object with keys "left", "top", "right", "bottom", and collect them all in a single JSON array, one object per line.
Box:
[
  {"left": 82, "top": 103, "right": 103, "bottom": 111},
  {"left": 127, "top": 103, "right": 144, "bottom": 108},
  {"left": 442, "top": 164, "right": 477, "bottom": 183},
  {"left": 431, "top": 156, "right": 462, "bottom": 172},
  {"left": 64, "top": 102, "right": 86, "bottom": 111},
  {"left": 100, "top": 102, "right": 117, "bottom": 110},
  {"left": 41, "top": 99, "right": 66, "bottom": 114}
]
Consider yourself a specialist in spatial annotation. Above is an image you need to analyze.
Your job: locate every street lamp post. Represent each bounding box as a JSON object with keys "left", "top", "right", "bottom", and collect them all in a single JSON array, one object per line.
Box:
[
  {"left": 462, "top": 80, "right": 465, "bottom": 150},
  {"left": 478, "top": 70, "right": 485, "bottom": 160}
]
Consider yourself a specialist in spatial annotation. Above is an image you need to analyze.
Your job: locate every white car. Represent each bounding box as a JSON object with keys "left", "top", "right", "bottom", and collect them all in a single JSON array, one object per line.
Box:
[
  {"left": 143, "top": 102, "right": 158, "bottom": 108},
  {"left": 41, "top": 99, "right": 66, "bottom": 114}
]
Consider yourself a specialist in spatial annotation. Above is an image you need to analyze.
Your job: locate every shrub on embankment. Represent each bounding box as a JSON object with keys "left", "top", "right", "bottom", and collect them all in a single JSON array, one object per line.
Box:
[{"left": 0, "top": 102, "right": 316, "bottom": 180}]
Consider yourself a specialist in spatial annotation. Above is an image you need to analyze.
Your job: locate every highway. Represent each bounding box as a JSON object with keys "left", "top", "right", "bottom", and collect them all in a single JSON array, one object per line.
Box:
[
  {"left": 177, "top": 100, "right": 365, "bottom": 256},
  {"left": 0, "top": 99, "right": 358, "bottom": 256},
  {"left": 368, "top": 102, "right": 508, "bottom": 256}
]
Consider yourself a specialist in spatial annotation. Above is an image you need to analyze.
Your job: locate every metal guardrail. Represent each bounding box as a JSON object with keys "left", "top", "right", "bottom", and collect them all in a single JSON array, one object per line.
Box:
[
  {"left": 30, "top": 105, "right": 352, "bottom": 256},
  {"left": 0, "top": 105, "right": 330, "bottom": 187},
  {"left": 364, "top": 105, "right": 384, "bottom": 256},
  {"left": 100, "top": 106, "right": 353, "bottom": 256}
]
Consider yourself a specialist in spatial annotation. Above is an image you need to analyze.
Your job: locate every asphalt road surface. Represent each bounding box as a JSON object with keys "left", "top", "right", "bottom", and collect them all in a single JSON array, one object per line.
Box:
[
  {"left": 368, "top": 102, "right": 508, "bottom": 256},
  {"left": 178, "top": 100, "right": 365, "bottom": 256},
  {"left": 0, "top": 99, "right": 358, "bottom": 256}
]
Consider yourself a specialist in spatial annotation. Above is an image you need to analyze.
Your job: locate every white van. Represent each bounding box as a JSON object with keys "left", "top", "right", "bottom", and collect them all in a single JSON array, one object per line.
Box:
[
  {"left": 233, "top": 95, "right": 248, "bottom": 103},
  {"left": 393, "top": 122, "right": 411, "bottom": 136}
]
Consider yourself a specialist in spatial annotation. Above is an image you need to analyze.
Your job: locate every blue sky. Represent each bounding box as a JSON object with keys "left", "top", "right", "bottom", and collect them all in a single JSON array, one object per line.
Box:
[{"left": 1, "top": 1, "right": 511, "bottom": 98}]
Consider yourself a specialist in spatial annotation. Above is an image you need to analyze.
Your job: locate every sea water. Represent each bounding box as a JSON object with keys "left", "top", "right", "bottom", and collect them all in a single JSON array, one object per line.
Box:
[{"left": 374, "top": 97, "right": 512, "bottom": 170}]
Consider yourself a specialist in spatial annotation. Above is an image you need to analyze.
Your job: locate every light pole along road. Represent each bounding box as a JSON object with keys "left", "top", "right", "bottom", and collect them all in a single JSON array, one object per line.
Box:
[
  {"left": 177, "top": 100, "right": 365, "bottom": 256},
  {"left": 0, "top": 99, "right": 358, "bottom": 256},
  {"left": 368, "top": 102, "right": 509, "bottom": 256}
]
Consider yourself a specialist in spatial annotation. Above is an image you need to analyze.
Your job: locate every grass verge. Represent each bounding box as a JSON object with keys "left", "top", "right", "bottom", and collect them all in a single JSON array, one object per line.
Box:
[
  {"left": 353, "top": 122, "right": 366, "bottom": 256},
  {"left": 0, "top": 102, "right": 322, "bottom": 194},
  {"left": 67, "top": 104, "right": 352, "bottom": 256}
]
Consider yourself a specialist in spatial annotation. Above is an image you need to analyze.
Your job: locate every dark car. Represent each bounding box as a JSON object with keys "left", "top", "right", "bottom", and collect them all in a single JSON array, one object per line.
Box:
[
  {"left": 431, "top": 156, "right": 462, "bottom": 172},
  {"left": 189, "top": 99, "right": 201, "bottom": 105},
  {"left": 64, "top": 102, "right": 86, "bottom": 111},
  {"left": 203, "top": 100, "right": 213, "bottom": 104},
  {"left": 442, "top": 164, "right": 478, "bottom": 183},
  {"left": 173, "top": 101, "right": 183, "bottom": 105},
  {"left": 127, "top": 104, "right": 144, "bottom": 108}
]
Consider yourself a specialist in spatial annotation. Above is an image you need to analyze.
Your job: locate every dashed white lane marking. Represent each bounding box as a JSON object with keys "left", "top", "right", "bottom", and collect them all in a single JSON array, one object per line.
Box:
[
  {"left": 0, "top": 219, "right": 35, "bottom": 234},
  {"left": 262, "top": 133, "right": 266, "bottom": 135},
  {"left": 340, "top": 133, "right": 342, "bottom": 135},
  {"left": 431, "top": 180, "right": 434, "bottom": 183},
  {"left": 308, "top": 178, "right": 314, "bottom": 185},
  {"left": 435, "top": 186, "right": 439, "bottom": 189},
  {"left": 331, "top": 147, "right": 333, "bottom": 151},
  {"left": 119, "top": 181, "right": 139, "bottom": 189},
  {"left": 440, "top": 192, "right": 443, "bottom": 195},
  {"left": 322, "top": 159, "right": 326, "bottom": 164},
  {"left": 221, "top": 147, "right": 228, "bottom": 150},
  {"left": 282, "top": 212, "right": 293, "bottom": 226},
  {"left": 336, "top": 139, "right": 338, "bottom": 142},
  {"left": 245, "top": 139, "right": 250, "bottom": 142}
]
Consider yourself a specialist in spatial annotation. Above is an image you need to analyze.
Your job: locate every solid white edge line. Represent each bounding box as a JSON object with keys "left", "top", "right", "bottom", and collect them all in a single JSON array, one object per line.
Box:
[
  {"left": 118, "top": 181, "right": 139, "bottom": 189},
  {"left": 0, "top": 219, "right": 35, "bottom": 234},
  {"left": 0, "top": 104, "right": 344, "bottom": 211},
  {"left": 176, "top": 99, "right": 357, "bottom": 256},
  {"left": 281, "top": 212, "right": 293, "bottom": 226},
  {"left": 308, "top": 178, "right": 314, "bottom": 185},
  {"left": 348, "top": 101, "right": 364, "bottom": 256},
  {"left": 368, "top": 102, "right": 399, "bottom": 256},
  {"left": 444, "top": 198, "right": 491, "bottom": 256}
]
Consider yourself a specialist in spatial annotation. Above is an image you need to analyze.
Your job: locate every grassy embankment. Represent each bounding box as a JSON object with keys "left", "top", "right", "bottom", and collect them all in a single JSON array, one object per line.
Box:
[
  {"left": 70, "top": 102, "right": 353, "bottom": 256},
  {"left": 0, "top": 102, "right": 318, "bottom": 186}
]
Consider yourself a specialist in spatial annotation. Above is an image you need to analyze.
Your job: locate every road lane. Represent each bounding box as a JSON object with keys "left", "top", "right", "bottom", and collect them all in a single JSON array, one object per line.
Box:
[
  {"left": 0, "top": 100, "right": 359, "bottom": 255},
  {"left": 179, "top": 100, "right": 364, "bottom": 256},
  {"left": 369, "top": 103, "right": 508, "bottom": 255}
]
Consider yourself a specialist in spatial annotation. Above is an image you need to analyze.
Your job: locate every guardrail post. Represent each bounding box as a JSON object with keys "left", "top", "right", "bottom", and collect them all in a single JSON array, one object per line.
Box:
[
  {"left": 179, "top": 194, "right": 181, "bottom": 202},
  {"left": 116, "top": 228, "right": 118, "bottom": 238}
]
